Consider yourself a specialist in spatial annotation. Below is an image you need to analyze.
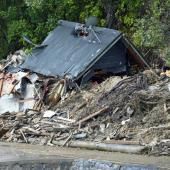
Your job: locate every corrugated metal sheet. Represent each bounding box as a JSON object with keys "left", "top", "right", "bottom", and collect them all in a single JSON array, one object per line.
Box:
[{"left": 21, "top": 20, "right": 121, "bottom": 79}]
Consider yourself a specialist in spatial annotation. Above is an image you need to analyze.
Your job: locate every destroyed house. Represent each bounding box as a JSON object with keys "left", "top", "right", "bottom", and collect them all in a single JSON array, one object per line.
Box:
[{"left": 22, "top": 20, "right": 147, "bottom": 84}]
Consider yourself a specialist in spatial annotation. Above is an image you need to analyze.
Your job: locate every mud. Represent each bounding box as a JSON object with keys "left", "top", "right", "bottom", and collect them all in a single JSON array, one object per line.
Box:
[{"left": 0, "top": 142, "right": 169, "bottom": 169}]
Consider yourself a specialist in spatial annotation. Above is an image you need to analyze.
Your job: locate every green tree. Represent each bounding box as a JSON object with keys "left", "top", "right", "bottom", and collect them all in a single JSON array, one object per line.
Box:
[{"left": 0, "top": 0, "right": 169, "bottom": 65}]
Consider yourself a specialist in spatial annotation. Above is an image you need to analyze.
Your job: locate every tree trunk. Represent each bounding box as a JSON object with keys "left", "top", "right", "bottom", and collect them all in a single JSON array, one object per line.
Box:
[{"left": 101, "top": 0, "right": 119, "bottom": 28}]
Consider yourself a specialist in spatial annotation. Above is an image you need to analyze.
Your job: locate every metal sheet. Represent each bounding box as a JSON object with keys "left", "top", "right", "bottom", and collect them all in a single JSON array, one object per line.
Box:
[
  {"left": 21, "top": 20, "right": 121, "bottom": 79},
  {"left": 21, "top": 83, "right": 36, "bottom": 112},
  {"left": 0, "top": 94, "right": 19, "bottom": 114}
]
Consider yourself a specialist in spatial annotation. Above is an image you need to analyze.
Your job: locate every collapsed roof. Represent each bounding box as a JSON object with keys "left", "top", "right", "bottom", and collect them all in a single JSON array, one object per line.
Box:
[{"left": 21, "top": 20, "right": 147, "bottom": 81}]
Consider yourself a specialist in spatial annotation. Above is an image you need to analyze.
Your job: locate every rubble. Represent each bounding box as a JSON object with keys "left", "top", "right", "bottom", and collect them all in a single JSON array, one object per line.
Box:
[{"left": 0, "top": 51, "right": 169, "bottom": 156}]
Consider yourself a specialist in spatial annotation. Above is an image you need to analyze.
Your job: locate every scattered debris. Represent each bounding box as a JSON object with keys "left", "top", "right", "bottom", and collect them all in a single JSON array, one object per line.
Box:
[
  {"left": 0, "top": 23, "right": 169, "bottom": 155},
  {"left": 151, "top": 139, "right": 170, "bottom": 155},
  {"left": 76, "top": 106, "right": 110, "bottom": 128},
  {"left": 43, "top": 110, "right": 56, "bottom": 118},
  {"left": 0, "top": 65, "right": 169, "bottom": 155}
]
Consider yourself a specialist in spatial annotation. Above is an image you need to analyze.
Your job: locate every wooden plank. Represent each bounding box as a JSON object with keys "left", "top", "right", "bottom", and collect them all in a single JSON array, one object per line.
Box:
[{"left": 76, "top": 106, "right": 109, "bottom": 127}]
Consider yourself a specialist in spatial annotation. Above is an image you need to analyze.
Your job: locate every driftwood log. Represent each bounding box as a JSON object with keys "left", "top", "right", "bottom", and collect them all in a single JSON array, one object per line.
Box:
[
  {"left": 76, "top": 106, "right": 109, "bottom": 128},
  {"left": 52, "top": 140, "right": 147, "bottom": 154}
]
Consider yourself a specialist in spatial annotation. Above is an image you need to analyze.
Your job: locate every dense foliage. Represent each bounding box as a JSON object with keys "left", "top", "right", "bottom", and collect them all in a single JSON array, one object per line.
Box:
[{"left": 0, "top": 0, "right": 169, "bottom": 65}]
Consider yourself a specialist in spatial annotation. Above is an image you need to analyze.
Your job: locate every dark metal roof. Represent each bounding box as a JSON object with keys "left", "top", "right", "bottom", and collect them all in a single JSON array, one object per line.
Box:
[{"left": 21, "top": 20, "right": 121, "bottom": 79}]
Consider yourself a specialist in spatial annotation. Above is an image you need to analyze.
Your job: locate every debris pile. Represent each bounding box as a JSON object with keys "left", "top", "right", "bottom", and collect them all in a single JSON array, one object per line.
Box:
[
  {"left": 55, "top": 72, "right": 170, "bottom": 154},
  {"left": 0, "top": 51, "right": 169, "bottom": 156}
]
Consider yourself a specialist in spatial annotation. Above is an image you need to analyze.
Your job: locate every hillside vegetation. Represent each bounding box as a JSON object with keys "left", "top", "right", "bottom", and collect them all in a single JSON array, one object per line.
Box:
[{"left": 0, "top": 0, "right": 169, "bottom": 65}]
